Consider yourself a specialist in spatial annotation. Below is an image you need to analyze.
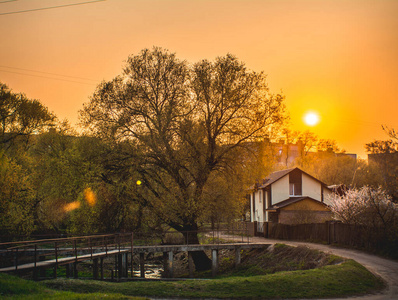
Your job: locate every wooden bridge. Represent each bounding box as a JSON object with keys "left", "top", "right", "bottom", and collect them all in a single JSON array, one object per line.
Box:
[{"left": 0, "top": 232, "right": 269, "bottom": 280}]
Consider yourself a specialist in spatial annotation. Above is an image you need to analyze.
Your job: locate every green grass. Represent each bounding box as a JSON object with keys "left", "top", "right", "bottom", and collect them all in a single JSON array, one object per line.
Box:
[
  {"left": 41, "top": 260, "right": 385, "bottom": 299},
  {"left": 0, "top": 273, "right": 147, "bottom": 300}
]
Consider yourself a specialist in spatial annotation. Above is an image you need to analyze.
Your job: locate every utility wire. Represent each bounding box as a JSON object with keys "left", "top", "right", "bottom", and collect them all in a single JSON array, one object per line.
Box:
[
  {"left": 0, "top": 0, "right": 106, "bottom": 16},
  {"left": 0, "top": 0, "right": 18, "bottom": 4},
  {"left": 0, "top": 65, "right": 99, "bottom": 82},
  {"left": 0, "top": 69, "right": 98, "bottom": 86}
]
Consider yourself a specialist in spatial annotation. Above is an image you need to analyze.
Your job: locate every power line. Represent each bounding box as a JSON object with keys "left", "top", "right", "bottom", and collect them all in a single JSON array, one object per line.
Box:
[
  {"left": 0, "top": 0, "right": 106, "bottom": 16},
  {"left": 0, "top": 0, "right": 18, "bottom": 4},
  {"left": 0, "top": 65, "right": 99, "bottom": 82},
  {"left": 0, "top": 69, "right": 98, "bottom": 86}
]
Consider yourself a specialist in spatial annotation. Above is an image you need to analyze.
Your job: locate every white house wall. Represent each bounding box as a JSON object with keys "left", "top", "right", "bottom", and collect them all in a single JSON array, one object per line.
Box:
[
  {"left": 323, "top": 188, "right": 333, "bottom": 206},
  {"left": 271, "top": 175, "right": 289, "bottom": 203},
  {"left": 250, "top": 193, "right": 255, "bottom": 222},
  {"left": 302, "top": 173, "right": 322, "bottom": 201},
  {"left": 251, "top": 189, "right": 265, "bottom": 223}
]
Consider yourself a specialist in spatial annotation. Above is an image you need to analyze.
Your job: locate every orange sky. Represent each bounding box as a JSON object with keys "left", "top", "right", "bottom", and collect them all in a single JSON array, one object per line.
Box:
[{"left": 1, "top": 0, "right": 397, "bottom": 158}]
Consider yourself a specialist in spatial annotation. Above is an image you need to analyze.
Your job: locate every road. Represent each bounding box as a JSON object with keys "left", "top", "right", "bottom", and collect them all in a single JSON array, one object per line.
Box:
[{"left": 222, "top": 234, "right": 398, "bottom": 299}]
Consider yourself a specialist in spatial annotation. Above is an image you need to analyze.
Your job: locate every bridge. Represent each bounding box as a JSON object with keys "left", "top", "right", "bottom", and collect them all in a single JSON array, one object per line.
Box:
[{"left": 0, "top": 232, "right": 269, "bottom": 280}]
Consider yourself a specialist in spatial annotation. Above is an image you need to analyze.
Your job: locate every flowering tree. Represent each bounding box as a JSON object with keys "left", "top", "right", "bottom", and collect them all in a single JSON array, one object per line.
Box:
[{"left": 328, "top": 186, "right": 397, "bottom": 228}]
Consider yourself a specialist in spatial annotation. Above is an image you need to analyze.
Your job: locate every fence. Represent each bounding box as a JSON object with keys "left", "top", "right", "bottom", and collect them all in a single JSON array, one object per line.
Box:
[{"left": 249, "top": 221, "right": 397, "bottom": 258}]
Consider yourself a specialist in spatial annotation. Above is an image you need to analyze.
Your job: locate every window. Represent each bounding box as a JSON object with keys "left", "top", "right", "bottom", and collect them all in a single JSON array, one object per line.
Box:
[
  {"left": 289, "top": 183, "right": 302, "bottom": 196},
  {"left": 289, "top": 170, "right": 302, "bottom": 196}
]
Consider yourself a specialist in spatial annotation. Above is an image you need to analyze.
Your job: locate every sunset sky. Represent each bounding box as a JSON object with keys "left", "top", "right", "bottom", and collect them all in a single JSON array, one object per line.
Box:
[{"left": 1, "top": 0, "right": 397, "bottom": 158}]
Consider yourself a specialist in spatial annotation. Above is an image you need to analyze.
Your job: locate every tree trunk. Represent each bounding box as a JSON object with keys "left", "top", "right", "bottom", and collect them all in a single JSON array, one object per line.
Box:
[{"left": 182, "top": 229, "right": 212, "bottom": 271}]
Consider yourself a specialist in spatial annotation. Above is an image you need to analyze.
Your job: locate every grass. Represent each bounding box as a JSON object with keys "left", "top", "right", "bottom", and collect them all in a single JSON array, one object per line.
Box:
[
  {"left": 40, "top": 260, "right": 385, "bottom": 299},
  {"left": 0, "top": 273, "right": 147, "bottom": 300}
]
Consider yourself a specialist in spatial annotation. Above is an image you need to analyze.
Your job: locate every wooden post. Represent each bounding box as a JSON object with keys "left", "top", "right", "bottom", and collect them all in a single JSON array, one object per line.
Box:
[
  {"left": 54, "top": 242, "right": 58, "bottom": 279},
  {"left": 73, "top": 262, "right": 78, "bottom": 279},
  {"left": 39, "top": 255, "right": 46, "bottom": 278},
  {"left": 118, "top": 254, "right": 122, "bottom": 279},
  {"left": 163, "top": 252, "right": 169, "bottom": 278},
  {"left": 100, "top": 257, "right": 104, "bottom": 280},
  {"left": 140, "top": 253, "right": 145, "bottom": 278},
  {"left": 14, "top": 248, "right": 18, "bottom": 271},
  {"left": 327, "top": 221, "right": 331, "bottom": 245},
  {"left": 235, "top": 247, "right": 241, "bottom": 266},
  {"left": 66, "top": 264, "right": 71, "bottom": 278},
  {"left": 121, "top": 253, "right": 127, "bottom": 278},
  {"left": 114, "top": 254, "right": 118, "bottom": 279},
  {"left": 211, "top": 249, "right": 218, "bottom": 277},
  {"left": 33, "top": 245, "right": 38, "bottom": 280},
  {"left": 130, "top": 233, "right": 134, "bottom": 278},
  {"left": 188, "top": 251, "right": 194, "bottom": 278},
  {"left": 93, "top": 258, "right": 99, "bottom": 280},
  {"left": 168, "top": 251, "right": 174, "bottom": 278}
]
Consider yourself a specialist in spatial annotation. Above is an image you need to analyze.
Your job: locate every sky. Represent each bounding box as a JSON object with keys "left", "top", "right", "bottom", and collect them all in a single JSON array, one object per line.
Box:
[{"left": 1, "top": 0, "right": 397, "bottom": 158}]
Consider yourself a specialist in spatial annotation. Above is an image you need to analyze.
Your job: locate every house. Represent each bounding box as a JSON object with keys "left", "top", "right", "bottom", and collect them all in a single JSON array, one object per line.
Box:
[{"left": 249, "top": 168, "right": 333, "bottom": 230}]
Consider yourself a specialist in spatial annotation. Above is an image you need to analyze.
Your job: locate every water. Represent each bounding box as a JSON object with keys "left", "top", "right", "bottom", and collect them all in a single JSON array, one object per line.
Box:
[{"left": 133, "top": 263, "right": 164, "bottom": 278}]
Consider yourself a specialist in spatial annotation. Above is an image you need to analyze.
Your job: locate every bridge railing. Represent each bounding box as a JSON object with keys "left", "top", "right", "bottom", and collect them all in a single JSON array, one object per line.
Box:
[
  {"left": 133, "top": 227, "right": 251, "bottom": 246},
  {"left": 0, "top": 224, "right": 251, "bottom": 272},
  {"left": 0, "top": 233, "right": 133, "bottom": 270}
]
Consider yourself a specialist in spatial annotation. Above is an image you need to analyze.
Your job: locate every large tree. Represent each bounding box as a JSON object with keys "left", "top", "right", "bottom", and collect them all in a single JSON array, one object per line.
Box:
[
  {"left": 0, "top": 83, "right": 55, "bottom": 148},
  {"left": 80, "top": 47, "right": 285, "bottom": 269}
]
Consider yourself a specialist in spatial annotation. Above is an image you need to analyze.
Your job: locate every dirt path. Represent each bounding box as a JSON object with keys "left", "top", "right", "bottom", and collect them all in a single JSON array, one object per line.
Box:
[{"left": 220, "top": 234, "right": 398, "bottom": 299}]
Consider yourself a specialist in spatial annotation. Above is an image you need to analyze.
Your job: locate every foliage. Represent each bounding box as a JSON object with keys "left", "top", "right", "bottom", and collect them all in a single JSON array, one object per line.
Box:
[
  {"left": 29, "top": 125, "right": 145, "bottom": 235},
  {"left": 0, "top": 116, "right": 147, "bottom": 237},
  {"left": 0, "top": 151, "right": 35, "bottom": 236},
  {"left": 366, "top": 139, "right": 397, "bottom": 154},
  {"left": 0, "top": 82, "right": 54, "bottom": 148},
  {"left": 302, "top": 154, "right": 380, "bottom": 187},
  {"left": 80, "top": 47, "right": 286, "bottom": 241}
]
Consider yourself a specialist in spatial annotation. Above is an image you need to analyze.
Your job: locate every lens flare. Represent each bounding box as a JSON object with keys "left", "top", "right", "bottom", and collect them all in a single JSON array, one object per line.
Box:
[
  {"left": 64, "top": 201, "right": 81, "bottom": 212},
  {"left": 84, "top": 187, "right": 96, "bottom": 206}
]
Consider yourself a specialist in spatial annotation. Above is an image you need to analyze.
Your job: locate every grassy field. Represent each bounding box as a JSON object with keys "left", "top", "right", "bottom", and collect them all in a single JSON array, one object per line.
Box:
[
  {"left": 0, "top": 272, "right": 146, "bottom": 299},
  {"left": 1, "top": 259, "right": 385, "bottom": 299}
]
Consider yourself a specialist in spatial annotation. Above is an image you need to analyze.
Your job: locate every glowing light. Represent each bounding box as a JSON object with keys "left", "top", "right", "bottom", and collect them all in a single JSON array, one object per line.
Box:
[
  {"left": 64, "top": 201, "right": 81, "bottom": 212},
  {"left": 84, "top": 187, "right": 96, "bottom": 206},
  {"left": 136, "top": 180, "right": 142, "bottom": 186},
  {"left": 304, "top": 112, "right": 320, "bottom": 126}
]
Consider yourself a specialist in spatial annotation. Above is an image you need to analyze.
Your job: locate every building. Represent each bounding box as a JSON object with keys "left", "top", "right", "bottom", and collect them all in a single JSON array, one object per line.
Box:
[{"left": 249, "top": 168, "right": 333, "bottom": 233}]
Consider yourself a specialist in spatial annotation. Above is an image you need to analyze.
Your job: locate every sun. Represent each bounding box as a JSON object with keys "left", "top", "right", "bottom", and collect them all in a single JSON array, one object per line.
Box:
[{"left": 304, "top": 112, "right": 320, "bottom": 126}]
